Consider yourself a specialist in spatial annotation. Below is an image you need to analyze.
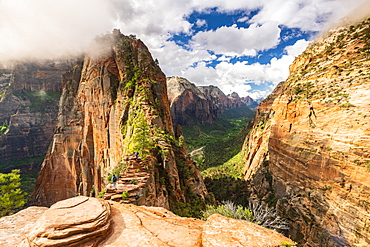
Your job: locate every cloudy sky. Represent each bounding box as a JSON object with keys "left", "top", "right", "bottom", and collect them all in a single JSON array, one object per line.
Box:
[{"left": 0, "top": 0, "right": 368, "bottom": 99}]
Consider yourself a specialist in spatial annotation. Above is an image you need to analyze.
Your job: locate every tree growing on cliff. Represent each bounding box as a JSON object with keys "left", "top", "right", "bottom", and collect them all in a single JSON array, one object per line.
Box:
[{"left": 0, "top": 169, "right": 27, "bottom": 217}]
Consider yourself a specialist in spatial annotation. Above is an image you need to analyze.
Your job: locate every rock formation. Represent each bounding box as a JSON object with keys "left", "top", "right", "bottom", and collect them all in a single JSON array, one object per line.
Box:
[
  {"left": 242, "top": 18, "right": 370, "bottom": 246},
  {"left": 0, "top": 61, "right": 75, "bottom": 171},
  {"left": 0, "top": 196, "right": 295, "bottom": 247},
  {"left": 167, "top": 77, "right": 214, "bottom": 125},
  {"left": 29, "top": 30, "right": 208, "bottom": 213},
  {"left": 241, "top": 96, "right": 259, "bottom": 109},
  {"left": 167, "top": 76, "right": 250, "bottom": 126}
]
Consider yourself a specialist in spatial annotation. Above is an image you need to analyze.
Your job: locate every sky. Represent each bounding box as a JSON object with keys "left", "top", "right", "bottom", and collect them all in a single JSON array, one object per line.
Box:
[{"left": 0, "top": 0, "right": 368, "bottom": 99}]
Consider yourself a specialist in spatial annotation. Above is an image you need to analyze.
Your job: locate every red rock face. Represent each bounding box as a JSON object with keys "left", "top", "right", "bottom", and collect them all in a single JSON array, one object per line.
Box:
[
  {"left": 243, "top": 19, "right": 370, "bottom": 246},
  {"left": 167, "top": 77, "right": 214, "bottom": 125},
  {"left": 29, "top": 31, "right": 208, "bottom": 209}
]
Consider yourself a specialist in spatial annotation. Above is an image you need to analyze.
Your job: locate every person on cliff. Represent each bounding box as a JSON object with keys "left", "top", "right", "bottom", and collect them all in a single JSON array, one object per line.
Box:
[{"left": 112, "top": 175, "right": 117, "bottom": 190}]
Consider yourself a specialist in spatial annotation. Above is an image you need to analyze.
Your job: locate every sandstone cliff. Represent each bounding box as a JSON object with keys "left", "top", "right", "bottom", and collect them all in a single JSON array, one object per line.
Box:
[
  {"left": 29, "top": 30, "right": 208, "bottom": 212},
  {"left": 167, "top": 76, "right": 249, "bottom": 126},
  {"left": 0, "top": 196, "right": 295, "bottom": 247},
  {"left": 0, "top": 61, "right": 75, "bottom": 171},
  {"left": 242, "top": 18, "right": 370, "bottom": 246}
]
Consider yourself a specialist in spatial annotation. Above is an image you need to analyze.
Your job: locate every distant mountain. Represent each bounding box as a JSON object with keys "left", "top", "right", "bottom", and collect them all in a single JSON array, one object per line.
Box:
[
  {"left": 167, "top": 76, "right": 251, "bottom": 126},
  {"left": 240, "top": 96, "right": 259, "bottom": 109}
]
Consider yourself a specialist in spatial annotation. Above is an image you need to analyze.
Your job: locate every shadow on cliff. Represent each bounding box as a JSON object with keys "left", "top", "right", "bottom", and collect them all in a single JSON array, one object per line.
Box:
[
  {"left": 204, "top": 177, "right": 251, "bottom": 207},
  {"left": 98, "top": 206, "right": 125, "bottom": 245}
]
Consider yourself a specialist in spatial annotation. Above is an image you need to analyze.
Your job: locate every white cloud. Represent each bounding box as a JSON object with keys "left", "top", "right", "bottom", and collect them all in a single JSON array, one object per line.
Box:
[
  {"left": 182, "top": 39, "right": 310, "bottom": 98},
  {"left": 150, "top": 41, "right": 213, "bottom": 77},
  {"left": 247, "top": 0, "right": 367, "bottom": 31},
  {"left": 0, "top": 0, "right": 367, "bottom": 99},
  {"left": 285, "top": 39, "right": 310, "bottom": 57},
  {"left": 191, "top": 22, "right": 280, "bottom": 57},
  {"left": 196, "top": 19, "right": 207, "bottom": 27}
]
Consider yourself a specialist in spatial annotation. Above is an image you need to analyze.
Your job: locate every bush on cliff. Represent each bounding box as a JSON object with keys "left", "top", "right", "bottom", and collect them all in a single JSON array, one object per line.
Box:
[
  {"left": 201, "top": 201, "right": 289, "bottom": 232},
  {"left": 0, "top": 169, "right": 27, "bottom": 217}
]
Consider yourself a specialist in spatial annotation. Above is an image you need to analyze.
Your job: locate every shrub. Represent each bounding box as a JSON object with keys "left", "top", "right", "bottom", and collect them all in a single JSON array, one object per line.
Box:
[
  {"left": 122, "top": 191, "right": 129, "bottom": 200},
  {"left": 97, "top": 189, "right": 106, "bottom": 198},
  {"left": 247, "top": 202, "right": 289, "bottom": 231},
  {"left": 201, "top": 201, "right": 289, "bottom": 232},
  {"left": 340, "top": 102, "right": 356, "bottom": 108},
  {"left": 201, "top": 200, "right": 253, "bottom": 221}
]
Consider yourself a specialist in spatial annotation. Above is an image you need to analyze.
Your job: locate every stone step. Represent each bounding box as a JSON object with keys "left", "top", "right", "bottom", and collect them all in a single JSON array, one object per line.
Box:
[
  {"left": 122, "top": 197, "right": 137, "bottom": 204},
  {"left": 110, "top": 194, "right": 123, "bottom": 201},
  {"left": 118, "top": 176, "right": 149, "bottom": 182}
]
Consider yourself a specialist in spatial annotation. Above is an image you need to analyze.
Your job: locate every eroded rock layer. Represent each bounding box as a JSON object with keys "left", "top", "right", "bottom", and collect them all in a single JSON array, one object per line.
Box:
[
  {"left": 242, "top": 18, "right": 370, "bottom": 246},
  {"left": 29, "top": 30, "right": 208, "bottom": 210}
]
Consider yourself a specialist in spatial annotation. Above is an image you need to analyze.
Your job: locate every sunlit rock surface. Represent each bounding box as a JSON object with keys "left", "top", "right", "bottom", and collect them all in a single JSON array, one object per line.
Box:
[
  {"left": 0, "top": 196, "right": 294, "bottom": 247},
  {"left": 242, "top": 18, "right": 370, "bottom": 246}
]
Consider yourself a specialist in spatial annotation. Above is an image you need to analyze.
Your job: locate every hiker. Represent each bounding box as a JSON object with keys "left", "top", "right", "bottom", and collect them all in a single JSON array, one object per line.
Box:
[
  {"left": 134, "top": 152, "right": 139, "bottom": 159},
  {"left": 112, "top": 174, "right": 117, "bottom": 189}
]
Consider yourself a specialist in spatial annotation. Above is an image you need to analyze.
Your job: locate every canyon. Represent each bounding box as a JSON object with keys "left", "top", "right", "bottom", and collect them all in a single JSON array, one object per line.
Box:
[
  {"left": 1, "top": 14, "right": 369, "bottom": 247},
  {"left": 242, "top": 18, "right": 370, "bottom": 246}
]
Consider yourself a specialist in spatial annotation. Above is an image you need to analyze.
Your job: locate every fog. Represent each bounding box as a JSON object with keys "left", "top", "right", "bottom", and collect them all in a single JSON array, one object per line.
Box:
[
  {"left": 334, "top": 0, "right": 370, "bottom": 27},
  {"left": 0, "top": 0, "right": 116, "bottom": 64}
]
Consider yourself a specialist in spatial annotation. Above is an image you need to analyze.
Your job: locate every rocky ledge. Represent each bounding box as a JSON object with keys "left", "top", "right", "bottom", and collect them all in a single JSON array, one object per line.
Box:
[{"left": 0, "top": 196, "right": 294, "bottom": 247}]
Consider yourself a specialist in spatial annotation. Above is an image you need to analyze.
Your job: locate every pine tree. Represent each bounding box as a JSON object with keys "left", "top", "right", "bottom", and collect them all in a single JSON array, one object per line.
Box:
[{"left": 0, "top": 169, "right": 27, "bottom": 217}]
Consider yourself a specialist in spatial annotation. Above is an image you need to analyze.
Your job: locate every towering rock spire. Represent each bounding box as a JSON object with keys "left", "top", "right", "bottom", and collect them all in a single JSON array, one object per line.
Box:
[{"left": 29, "top": 30, "right": 208, "bottom": 209}]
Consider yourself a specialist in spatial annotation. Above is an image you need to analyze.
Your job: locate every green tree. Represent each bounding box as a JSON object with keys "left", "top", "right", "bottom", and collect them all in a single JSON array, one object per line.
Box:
[
  {"left": 131, "top": 113, "right": 154, "bottom": 156},
  {"left": 0, "top": 169, "right": 27, "bottom": 217}
]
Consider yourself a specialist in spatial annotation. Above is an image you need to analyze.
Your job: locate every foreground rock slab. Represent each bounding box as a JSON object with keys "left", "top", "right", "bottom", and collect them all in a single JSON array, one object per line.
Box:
[
  {"left": 0, "top": 206, "right": 48, "bottom": 246},
  {"left": 0, "top": 196, "right": 294, "bottom": 247},
  {"left": 202, "top": 214, "right": 293, "bottom": 247}
]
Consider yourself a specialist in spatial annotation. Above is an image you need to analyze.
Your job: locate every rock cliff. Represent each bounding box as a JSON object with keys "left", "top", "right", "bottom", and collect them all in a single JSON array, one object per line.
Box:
[
  {"left": 198, "top": 85, "right": 247, "bottom": 112},
  {"left": 167, "top": 77, "right": 215, "bottom": 125},
  {"left": 242, "top": 18, "right": 370, "bottom": 246},
  {"left": 0, "top": 196, "right": 295, "bottom": 247},
  {"left": 29, "top": 30, "right": 208, "bottom": 212},
  {"left": 167, "top": 76, "right": 249, "bottom": 126},
  {"left": 0, "top": 61, "right": 75, "bottom": 171}
]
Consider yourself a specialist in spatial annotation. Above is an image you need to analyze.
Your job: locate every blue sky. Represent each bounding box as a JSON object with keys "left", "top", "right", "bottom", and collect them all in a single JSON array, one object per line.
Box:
[{"left": 0, "top": 0, "right": 368, "bottom": 98}]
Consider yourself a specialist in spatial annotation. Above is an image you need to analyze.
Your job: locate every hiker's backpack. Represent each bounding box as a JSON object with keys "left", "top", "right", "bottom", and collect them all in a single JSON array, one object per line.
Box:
[{"left": 112, "top": 175, "right": 117, "bottom": 182}]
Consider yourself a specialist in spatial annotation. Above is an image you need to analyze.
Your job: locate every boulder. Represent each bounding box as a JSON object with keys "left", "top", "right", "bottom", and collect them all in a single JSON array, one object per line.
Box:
[{"left": 22, "top": 196, "right": 111, "bottom": 247}]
